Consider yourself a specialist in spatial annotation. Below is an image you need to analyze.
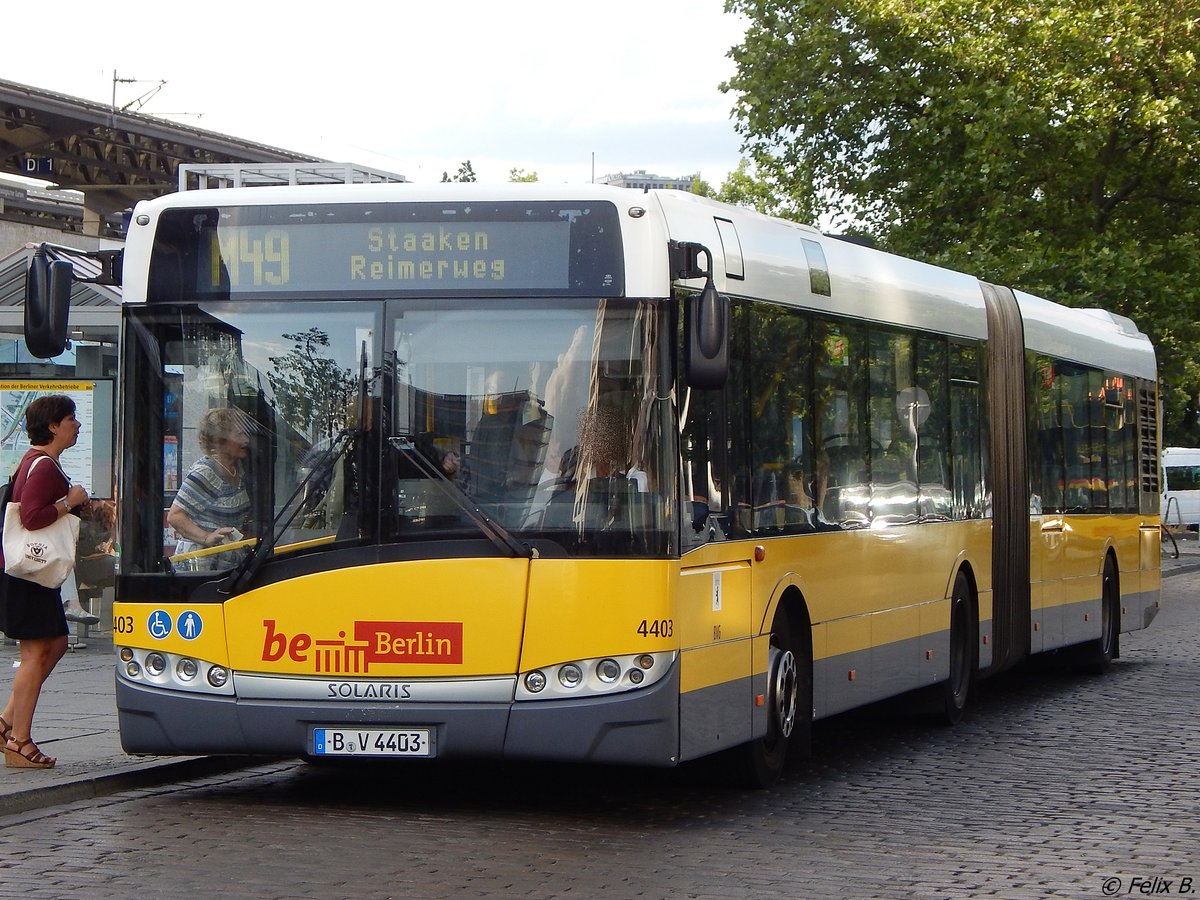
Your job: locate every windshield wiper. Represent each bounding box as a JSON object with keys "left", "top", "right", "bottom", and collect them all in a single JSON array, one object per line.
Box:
[
  {"left": 220, "top": 426, "right": 357, "bottom": 595},
  {"left": 391, "top": 435, "right": 535, "bottom": 559}
]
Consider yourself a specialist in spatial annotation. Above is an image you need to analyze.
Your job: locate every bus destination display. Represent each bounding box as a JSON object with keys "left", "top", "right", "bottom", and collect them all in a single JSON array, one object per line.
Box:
[{"left": 199, "top": 220, "right": 570, "bottom": 294}]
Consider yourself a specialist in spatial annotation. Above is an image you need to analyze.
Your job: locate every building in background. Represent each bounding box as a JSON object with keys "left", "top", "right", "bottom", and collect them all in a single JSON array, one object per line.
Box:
[{"left": 597, "top": 170, "right": 696, "bottom": 192}]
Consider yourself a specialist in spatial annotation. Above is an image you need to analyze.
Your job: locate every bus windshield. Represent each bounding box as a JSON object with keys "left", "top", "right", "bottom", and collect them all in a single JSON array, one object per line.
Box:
[
  {"left": 120, "top": 295, "right": 672, "bottom": 585},
  {"left": 389, "top": 298, "right": 669, "bottom": 555}
]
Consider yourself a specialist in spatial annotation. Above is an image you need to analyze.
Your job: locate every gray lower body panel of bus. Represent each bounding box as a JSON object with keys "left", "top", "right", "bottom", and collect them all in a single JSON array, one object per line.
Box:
[{"left": 115, "top": 663, "right": 681, "bottom": 767}]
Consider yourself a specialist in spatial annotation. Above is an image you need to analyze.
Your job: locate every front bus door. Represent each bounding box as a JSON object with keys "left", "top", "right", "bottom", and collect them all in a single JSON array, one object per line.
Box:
[{"left": 677, "top": 363, "right": 755, "bottom": 761}]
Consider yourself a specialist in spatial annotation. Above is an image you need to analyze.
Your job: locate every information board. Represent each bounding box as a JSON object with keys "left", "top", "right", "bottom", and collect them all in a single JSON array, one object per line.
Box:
[{"left": 0, "top": 380, "right": 115, "bottom": 498}]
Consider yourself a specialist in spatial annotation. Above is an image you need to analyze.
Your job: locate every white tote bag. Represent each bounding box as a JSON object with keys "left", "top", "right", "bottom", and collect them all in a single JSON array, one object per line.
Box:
[{"left": 3, "top": 455, "right": 81, "bottom": 589}]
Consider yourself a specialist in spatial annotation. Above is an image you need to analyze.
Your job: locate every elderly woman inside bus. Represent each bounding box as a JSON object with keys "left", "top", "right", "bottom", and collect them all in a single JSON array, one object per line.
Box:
[{"left": 167, "top": 407, "right": 252, "bottom": 571}]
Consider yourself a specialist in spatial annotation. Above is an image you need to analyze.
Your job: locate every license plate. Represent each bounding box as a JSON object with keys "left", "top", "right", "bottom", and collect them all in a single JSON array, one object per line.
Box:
[{"left": 312, "top": 727, "right": 434, "bottom": 757}]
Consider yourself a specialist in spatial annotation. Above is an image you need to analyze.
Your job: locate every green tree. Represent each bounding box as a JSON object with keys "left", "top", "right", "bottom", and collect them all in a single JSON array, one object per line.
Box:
[
  {"left": 441, "top": 160, "right": 478, "bottom": 182},
  {"left": 508, "top": 167, "right": 539, "bottom": 182},
  {"left": 691, "top": 159, "right": 815, "bottom": 222},
  {"left": 716, "top": 155, "right": 815, "bottom": 223},
  {"left": 268, "top": 328, "right": 355, "bottom": 443},
  {"left": 723, "top": 0, "right": 1200, "bottom": 442}
]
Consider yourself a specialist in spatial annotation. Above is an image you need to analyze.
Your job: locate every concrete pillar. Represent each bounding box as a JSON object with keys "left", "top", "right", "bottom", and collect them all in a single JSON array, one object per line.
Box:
[{"left": 81, "top": 190, "right": 105, "bottom": 237}]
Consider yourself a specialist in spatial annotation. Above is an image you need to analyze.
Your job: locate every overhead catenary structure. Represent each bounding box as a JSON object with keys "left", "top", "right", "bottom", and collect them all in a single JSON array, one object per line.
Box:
[{"left": 0, "top": 77, "right": 330, "bottom": 235}]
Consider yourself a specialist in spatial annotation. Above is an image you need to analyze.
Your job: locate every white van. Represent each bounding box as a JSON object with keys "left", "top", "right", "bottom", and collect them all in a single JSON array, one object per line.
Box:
[{"left": 1161, "top": 447, "right": 1200, "bottom": 528}]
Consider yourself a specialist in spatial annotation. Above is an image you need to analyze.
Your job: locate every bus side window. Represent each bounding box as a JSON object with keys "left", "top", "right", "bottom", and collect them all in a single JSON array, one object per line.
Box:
[{"left": 814, "top": 320, "right": 868, "bottom": 527}]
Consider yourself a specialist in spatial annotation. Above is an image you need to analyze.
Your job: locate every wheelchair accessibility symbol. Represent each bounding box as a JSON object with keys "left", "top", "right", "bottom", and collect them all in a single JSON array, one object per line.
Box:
[{"left": 147, "top": 610, "right": 173, "bottom": 640}]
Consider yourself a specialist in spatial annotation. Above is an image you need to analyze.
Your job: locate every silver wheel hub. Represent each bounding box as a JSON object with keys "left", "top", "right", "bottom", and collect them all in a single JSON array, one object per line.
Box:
[{"left": 770, "top": 647, "right": 798, "bottom": 738}]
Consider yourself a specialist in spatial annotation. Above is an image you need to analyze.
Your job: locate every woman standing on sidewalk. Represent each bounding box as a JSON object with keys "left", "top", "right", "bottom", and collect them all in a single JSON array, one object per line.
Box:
[{"left": 0, "top": 395, "right": 89, "bottom": 769}]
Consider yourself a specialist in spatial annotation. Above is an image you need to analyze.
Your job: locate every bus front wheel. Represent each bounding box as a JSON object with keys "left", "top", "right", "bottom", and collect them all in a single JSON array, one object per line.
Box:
[{"left": 731, "top": 606, "right": 810, "bottom": 788}]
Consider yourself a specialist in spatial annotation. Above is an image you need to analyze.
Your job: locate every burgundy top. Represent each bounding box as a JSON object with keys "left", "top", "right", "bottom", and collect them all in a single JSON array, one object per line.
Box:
[{"left": 0, "top": 448, "right": 70, "bottom": 568}]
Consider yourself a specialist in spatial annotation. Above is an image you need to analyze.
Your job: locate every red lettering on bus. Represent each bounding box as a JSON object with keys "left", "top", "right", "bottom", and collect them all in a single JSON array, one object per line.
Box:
[
  {"left": 262, "top": 619, "right": 462, "bottom": 667},
  {"left": 261, "top": 619, "right": 313, "bottom": 662},
  {"left": 356, "top": 621, "right": 463, "bottom": 664}
]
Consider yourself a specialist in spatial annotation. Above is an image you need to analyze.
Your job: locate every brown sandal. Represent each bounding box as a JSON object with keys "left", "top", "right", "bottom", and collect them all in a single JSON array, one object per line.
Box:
[
  {"left": 4, "top": 737, "right": 56, "bottom": 769},
  {"left": 0, "top": 716, "right": 10, "bottom": 743}
]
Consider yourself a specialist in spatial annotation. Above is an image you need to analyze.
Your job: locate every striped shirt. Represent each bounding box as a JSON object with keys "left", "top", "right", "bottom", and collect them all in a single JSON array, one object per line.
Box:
[{"left": 173, "top": 456, "right": 250, "bottom": 534}]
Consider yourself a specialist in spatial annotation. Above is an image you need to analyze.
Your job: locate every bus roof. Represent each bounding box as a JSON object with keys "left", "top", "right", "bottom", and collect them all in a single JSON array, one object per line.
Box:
[{"left": 126, "top": 183, "right": 1156, "bottom": 380}]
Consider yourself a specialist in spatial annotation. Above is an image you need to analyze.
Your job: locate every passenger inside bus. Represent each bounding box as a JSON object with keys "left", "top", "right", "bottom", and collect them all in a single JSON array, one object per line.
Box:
[{"left": 167, "top": 408, "right": 254, "bottom": 570}]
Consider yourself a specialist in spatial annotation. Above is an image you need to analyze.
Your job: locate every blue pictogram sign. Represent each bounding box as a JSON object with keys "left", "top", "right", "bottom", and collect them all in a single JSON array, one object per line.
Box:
[
  {"left": 177, "top": 610, "right": 203, "bottom": 640},
  {"left": 147, "top": 609, "right": 173, "bottom": 640}
]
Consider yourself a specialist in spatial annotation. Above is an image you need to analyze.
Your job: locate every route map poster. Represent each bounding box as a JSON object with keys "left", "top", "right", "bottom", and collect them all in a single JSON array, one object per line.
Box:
[{"left": 0, "top": 380, "right": 115, "bottom": 498}]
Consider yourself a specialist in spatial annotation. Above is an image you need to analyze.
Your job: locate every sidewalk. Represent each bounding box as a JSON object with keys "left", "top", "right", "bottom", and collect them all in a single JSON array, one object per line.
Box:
[
  {"left": 1, "top": 534, "right": 1198, "bottom": 816},
  {"left": 0, "top": 630, "right": 245, "bottom": 816}
]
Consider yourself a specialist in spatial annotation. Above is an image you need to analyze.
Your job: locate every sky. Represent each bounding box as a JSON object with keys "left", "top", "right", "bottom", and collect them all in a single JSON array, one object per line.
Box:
[{"left": 0, "top": 0, "right": 749, "bottom": 187}]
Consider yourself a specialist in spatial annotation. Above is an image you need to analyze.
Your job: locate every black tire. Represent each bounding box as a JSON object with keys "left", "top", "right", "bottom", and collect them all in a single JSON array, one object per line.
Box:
[
  {"left": 730, "top": 605, "right": 811, "bottom": 788},
  {"left": 937, "top": 570, "right": 976, "bottom": 726},
  {"left": 1078, "top": 556, "right": 1120, "bottom": 674}
]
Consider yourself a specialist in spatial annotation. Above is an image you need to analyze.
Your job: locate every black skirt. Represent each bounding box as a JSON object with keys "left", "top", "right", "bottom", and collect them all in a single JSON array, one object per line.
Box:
[{"left": 0, "top": 572, "right": 67, "bottom": 640}]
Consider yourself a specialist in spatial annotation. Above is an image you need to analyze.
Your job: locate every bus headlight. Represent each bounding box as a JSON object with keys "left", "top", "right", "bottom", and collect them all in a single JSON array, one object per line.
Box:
[
  {"left": 177, "top": 658, "right": 199, "bottom": 681},
  {"left": 115, "top": 648, "right": 234, "bottom": 696},
  {"left": 557, "top": 664, "right": 583, "bottom": 688},
  {"left": 524, "top": 671, "right": 547, "bottom": 693},
  {"left": 517, "top": 651, "right": 674, "bottom": 700}
]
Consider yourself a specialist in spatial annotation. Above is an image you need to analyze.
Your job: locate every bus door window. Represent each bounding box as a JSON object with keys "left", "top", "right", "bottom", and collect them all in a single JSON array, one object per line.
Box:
[
  {"left": 748, "top": 304, "right": 814, "bottom": 534},
  {"left": 915, "top": 335, "right": 952, "bottom": 521},
  {"left": 679, "top": 298, "right": 745, "bottom": 547},
  {"left": 681, "top": 424, "right": 727, "bottom": 546},
  {"left": 950, "top": 342, "right": 984, "bottom": 519},
  {"left": 868, "top": 329, "right": 918, "bottom": 527},
  {"left": 814, "top": 320, "right": 868, "bottom": 527},
  {"left": 1028, "top": 354, "right": 1063, "bottom": 514}
]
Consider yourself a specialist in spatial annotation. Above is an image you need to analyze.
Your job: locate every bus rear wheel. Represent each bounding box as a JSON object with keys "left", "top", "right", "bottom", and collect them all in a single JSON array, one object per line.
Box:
[
  {"left": 1077, "top": 556, "right": 1120, "bottom": 674},
  {"left": 934, "top": 570, "right": 976, "bottom": 726},
  {"left": 731, "top": 606, "right": 809, "bottom": 788}
]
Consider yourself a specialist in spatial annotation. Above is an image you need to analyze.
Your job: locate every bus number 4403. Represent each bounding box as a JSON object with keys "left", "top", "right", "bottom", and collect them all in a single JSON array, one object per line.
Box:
[{"left": 637, "top": 618, "right": 673, "bottom": 638}]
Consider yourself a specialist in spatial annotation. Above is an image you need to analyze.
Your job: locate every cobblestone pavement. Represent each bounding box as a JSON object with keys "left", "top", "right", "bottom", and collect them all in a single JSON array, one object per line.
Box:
[{"left": 0, "top": 569, "right": 1196, "bottom": 899}]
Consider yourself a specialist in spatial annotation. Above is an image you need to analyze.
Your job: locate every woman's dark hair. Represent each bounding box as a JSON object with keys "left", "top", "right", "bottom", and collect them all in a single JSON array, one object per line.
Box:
[{"left": 25, "top": 394, "right": 77, "bottom": 445}]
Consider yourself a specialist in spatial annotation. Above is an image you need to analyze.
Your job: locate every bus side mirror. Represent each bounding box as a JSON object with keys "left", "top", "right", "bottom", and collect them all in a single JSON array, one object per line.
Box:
[
  {"left": 25, "top": 248, "right": 73, "bottom": 359},
  {"left": 684, "top": 279, "right": 728, "bottom": 389}
]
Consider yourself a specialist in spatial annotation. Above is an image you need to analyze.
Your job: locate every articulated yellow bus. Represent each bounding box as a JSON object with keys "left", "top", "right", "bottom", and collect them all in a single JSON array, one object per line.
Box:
[{"left": 26, "top": 183, "right": 1160, "bottom": 785}]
